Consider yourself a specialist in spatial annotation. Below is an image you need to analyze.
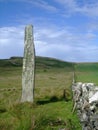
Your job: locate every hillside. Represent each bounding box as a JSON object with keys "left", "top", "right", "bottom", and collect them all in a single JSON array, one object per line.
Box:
[
  {"left": 0, "top": 56, "right": 98, "bottom": 72},
  {"left": 0, "top": 57, "right": 23, "bottom": 67},
  {"left": 0, "top": 56, "right": 74, "bottom": 70},
  {"left": 1, "top": 56, "right": 98, "bottom": 130},
  {"left": 36, "top": 56, "right": 74, "bottom": 70},
  {"left": 0, "top": 56, "right": 81, "bottom": 130}
]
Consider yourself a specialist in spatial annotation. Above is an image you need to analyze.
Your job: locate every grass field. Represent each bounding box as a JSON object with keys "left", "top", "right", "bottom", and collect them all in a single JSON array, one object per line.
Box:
[
  {"left": 75, "top": 63, "right": 98, "bottom": 84},
  {"left": 0, "top": 56, "right": 98, "bottom": 130}
]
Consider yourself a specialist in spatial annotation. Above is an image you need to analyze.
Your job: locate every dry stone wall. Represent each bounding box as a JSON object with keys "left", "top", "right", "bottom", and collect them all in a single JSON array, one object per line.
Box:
[{"left": 72, "top": 82, "right": 98, "bottom": 130}]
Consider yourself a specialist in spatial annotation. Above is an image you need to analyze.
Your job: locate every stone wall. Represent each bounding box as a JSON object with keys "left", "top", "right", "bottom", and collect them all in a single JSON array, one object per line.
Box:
[{"left": 72, "top": 82, "right": 98, "bottom": 130}]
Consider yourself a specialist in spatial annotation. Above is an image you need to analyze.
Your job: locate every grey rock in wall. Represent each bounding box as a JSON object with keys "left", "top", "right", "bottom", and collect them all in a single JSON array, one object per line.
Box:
[
  {"left": 72, "top": 82, "right": 98, "bottom": 130},
  {"left": 21, "top": 25, "right": 35, "bottom": 102}
]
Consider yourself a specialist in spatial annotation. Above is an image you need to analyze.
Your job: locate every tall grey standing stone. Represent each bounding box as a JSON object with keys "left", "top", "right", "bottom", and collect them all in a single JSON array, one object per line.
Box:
[{"left": 21, "top": 25, "right": 35, "bottom": 102}]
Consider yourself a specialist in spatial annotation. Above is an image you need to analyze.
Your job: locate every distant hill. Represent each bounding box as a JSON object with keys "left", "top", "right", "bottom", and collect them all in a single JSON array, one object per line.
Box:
[
  {"left": 0, "top": 57, "right": 23, "bottom": 67},
  {"left": 0, "top": 56, "right": 74, "bottom": 70},
  {"left": 36, "top": 56, "right": 74, "bottom": 70},
  {"left": 0, "top": 56, "right": 98, "bottom": 72}
]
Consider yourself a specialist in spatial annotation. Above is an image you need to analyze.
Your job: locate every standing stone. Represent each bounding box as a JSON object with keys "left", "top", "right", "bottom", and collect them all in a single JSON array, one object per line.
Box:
[{"left": 21, "top": 25, "right": 35, "bottom": 102}]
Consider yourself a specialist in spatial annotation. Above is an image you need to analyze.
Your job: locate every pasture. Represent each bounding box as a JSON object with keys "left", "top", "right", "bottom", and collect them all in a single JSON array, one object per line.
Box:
[{"left": 0, "top": 57, "right": 98, "bottom": 130}]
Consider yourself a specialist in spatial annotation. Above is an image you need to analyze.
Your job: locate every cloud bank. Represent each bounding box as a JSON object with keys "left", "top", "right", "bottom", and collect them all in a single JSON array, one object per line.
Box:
[
  {"left": 0, "top": 24, "right": 98, "bottom": 62},
  {"left": 0, "top": 0, "right": 98, "bottom": 62}
]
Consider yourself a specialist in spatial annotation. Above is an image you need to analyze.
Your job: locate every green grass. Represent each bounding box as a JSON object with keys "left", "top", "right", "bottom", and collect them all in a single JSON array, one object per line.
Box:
[
  {"left": 1, "top": 56, "right": 98, "bottom": 130},
  {"left": 75, "top": 71, "right": 98, "bottom": 84},
  {"left": 75, "top": 63, "right": 98, "bottom": 84},
  {"left": 0, "top": 66, "right": 80, "bottom": 130},
  {"left": 75, "top": 62, "right": 98, "bottom": 72}
]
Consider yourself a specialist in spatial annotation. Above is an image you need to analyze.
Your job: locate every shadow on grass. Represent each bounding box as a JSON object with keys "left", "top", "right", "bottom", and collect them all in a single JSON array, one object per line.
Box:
[{"left": 36, "top": 95, "right": 69, "bottom": 105}]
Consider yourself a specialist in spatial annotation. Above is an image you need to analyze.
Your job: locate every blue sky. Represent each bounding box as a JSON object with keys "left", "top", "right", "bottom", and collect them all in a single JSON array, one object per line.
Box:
[{"left": 0, "top": 0, "right": 98, "bottom": 62}]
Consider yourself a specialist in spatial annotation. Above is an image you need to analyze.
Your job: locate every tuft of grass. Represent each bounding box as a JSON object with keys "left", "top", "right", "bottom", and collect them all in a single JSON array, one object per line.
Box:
[{"left": 3, "top": 57, "right": 98, "bottom": 129}]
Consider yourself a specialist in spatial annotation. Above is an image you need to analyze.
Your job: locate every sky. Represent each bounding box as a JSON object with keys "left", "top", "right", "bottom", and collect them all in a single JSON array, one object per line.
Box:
[{"left": 0, "top": 0, "right": 98, "bottom": 62}]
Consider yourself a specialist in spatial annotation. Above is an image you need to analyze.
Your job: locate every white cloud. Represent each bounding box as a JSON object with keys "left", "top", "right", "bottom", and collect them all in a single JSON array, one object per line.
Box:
[
  {"left": 0, "top": 0, "right": 58, "bottom": 12},
  {"left": 1, "top": 0, "right": 98, "bottom": 17},
  {"left": 0, "top": 26, "right": 24, "bottom": 59},
  {"left": 85, "top": 32, "right": 96, "bottom": 40},
  {"left": 30, "top": 0, "right": 58, "bottom": 12},
  {"left": 0, "top": 24, "right": 98, "bottom": 62},
  {"left": 55, "top": 0, "right": 98, "bottom": 17},
  {"left": 34, "top": 25, "right": 98, "bottom": 62},
  {"left": 1, "top": 0, "right": 98, "bottom": 62}
]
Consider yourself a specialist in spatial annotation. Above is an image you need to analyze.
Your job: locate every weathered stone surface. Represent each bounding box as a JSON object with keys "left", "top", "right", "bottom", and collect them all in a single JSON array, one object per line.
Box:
[
  {"left": 72, "top": 82, "right": 98, "bottom": 130},
  {"left": 89, "top": 92, "right": 98, "bottom": 103},
  {"left": 21, "top": 25, "right": 35, "bottom": 102}
]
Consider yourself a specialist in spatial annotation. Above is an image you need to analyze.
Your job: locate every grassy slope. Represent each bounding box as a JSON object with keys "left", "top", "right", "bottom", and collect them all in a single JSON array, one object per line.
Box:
[
  {"left": 75, "top": 62, "right": 98, "bottom": 84},
  {"left": 0, "top": 56, "right": 74, "bottom": 69},
  {"left": 1, "top": 56, "right": 98, "bottom": 130}
]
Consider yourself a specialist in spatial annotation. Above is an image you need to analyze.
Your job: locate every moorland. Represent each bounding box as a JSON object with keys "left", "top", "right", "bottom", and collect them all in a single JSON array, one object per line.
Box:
[{"left": 0, "top": 56, "right": 98, "bottom": 130}]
